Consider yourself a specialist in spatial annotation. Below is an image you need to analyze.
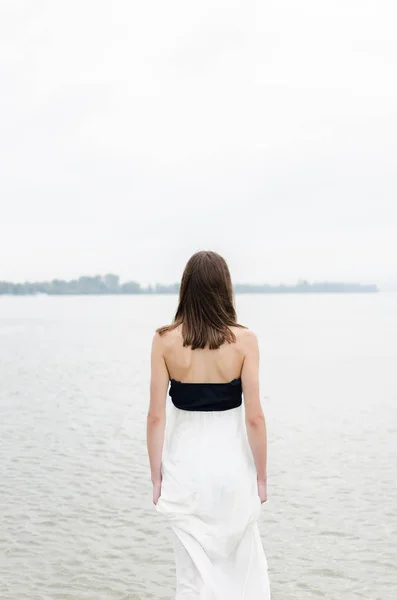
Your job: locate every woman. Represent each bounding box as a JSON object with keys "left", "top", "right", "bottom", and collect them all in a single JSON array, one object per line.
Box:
[{"left": 147, "top": 250, "right": 271, "bottom": 599}]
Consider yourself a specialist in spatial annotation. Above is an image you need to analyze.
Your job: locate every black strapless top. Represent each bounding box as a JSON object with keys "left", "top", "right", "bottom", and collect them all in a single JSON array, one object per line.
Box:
[{"left": 169, "top": 378, "right": 242, "bottom": 412}]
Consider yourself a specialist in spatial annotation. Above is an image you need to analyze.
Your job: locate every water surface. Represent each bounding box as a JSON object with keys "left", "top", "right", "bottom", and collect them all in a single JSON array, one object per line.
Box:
[{"left": 1, "top": 294, "right": 396, "bottom": 599}]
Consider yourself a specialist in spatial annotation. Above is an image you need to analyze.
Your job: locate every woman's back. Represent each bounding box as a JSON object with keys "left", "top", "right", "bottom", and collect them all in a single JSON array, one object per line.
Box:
[{"left": 160, "top": 324, "right": 249, "bottom": 383}]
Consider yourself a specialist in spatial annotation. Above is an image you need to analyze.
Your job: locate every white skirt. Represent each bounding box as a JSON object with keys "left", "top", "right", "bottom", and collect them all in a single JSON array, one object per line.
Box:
[{"left": 156, "top": 402, "right": 271, "bottom": 600}]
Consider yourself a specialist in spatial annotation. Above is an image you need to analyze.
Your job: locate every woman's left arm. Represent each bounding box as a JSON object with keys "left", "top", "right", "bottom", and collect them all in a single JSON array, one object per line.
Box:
[{"left": 147, "top": 332, "right": 169, "bottom": 504}]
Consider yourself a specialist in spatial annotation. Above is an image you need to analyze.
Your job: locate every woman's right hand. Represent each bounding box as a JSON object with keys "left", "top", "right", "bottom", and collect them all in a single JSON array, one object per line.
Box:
[
  {"left": 257, "top": 479, "right": 267, "bottom": 503},
  {"left": 152, "top": 480, "right": 162, "bottom": 505}
]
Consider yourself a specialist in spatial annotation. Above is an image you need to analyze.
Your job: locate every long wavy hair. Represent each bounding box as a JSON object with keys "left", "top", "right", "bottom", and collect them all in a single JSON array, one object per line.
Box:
[{"left": 156, "top": 250, "right": 246, "bottom": 350}]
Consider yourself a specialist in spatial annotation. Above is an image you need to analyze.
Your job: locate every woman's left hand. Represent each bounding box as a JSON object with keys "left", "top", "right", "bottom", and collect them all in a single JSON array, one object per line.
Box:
[
  {"left": 152, "top": 480, "right": 162, "bottom": 505},
  {"left": 257, "top": 479, "right": 267, "bottom": 503}
]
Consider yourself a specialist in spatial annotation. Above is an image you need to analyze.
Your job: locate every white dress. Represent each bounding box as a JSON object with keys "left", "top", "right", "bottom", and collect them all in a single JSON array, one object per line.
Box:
[{"left": 156, "top": 379, "right": 271, "bottom": 600}]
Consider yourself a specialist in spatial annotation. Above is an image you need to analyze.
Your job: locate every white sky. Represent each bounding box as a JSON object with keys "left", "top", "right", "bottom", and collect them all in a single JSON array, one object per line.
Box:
[{"left": 0, "top": 0, "right": 396, "bottom": 286}]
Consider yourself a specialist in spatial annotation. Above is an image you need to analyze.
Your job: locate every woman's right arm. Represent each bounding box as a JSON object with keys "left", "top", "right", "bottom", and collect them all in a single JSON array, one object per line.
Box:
[
  {"left": 241, "top": 330, "right": 268, "bottom": 502},
  {"left": 147, "top": 332, "right": 169, "bottom": 504}
]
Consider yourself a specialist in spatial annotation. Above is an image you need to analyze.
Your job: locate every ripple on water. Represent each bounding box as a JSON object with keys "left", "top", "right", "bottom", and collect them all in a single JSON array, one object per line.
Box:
[{"left": 1, "top": 294, "right": 397, "bottom": 599}]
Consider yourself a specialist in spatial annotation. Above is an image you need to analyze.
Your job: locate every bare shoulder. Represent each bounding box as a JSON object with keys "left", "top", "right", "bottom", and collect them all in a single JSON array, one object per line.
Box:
[
  {"left": 230, "top": 326, "right": 258, "bottom": 354},
  {"left": 231, "top": 325, "right": 258, "bottom": 343},
  {"left": 154, "top": 324, "right": 181, "bottom": 350},
  {"left": 151, "top": 330, "right": 165, "bottom": 351}
]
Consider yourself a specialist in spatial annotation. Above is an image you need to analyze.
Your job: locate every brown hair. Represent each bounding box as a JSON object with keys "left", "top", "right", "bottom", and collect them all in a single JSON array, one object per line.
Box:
[{"left": 156, "top": 250, "right": 246, "bottom": 350}]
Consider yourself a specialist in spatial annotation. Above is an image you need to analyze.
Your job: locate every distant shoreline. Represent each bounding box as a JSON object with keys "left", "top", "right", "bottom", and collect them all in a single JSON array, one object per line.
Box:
[{"left": 0, "top": 275, "right": 380, "bottom": 295}]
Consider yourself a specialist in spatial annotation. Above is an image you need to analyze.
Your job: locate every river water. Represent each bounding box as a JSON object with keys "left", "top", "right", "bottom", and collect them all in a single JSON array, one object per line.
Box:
[{"left": 0, "top": 293, "right": 396, "bottom": 599}]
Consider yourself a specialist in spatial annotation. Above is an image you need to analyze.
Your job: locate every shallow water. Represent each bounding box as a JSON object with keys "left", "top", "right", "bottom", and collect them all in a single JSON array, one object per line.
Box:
[{"left": 0, "top": 293, "right": 396, "bottom": 599}]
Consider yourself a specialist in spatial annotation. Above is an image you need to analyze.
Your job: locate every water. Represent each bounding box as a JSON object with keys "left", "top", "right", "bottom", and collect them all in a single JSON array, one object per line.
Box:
[{"left": 0, "top": 293, "right": 396, "bottom": 600}]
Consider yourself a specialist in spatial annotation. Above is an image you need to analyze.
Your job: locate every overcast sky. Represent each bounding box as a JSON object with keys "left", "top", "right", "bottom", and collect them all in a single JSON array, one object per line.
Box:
[{"left": 1, "top": 0, "right": 396, "bottom": 287}]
